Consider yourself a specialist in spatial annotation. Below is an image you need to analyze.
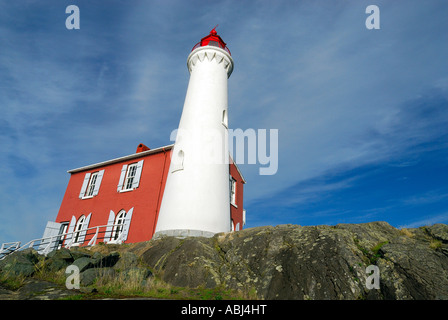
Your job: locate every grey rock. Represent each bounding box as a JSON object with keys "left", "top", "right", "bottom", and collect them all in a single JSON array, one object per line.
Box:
[
  {"left": 44, "top": 248, "right": 74, "bottom": 272},
  {"left": 425, "top": 224, "right": 448, "bottom": 243},
  {"left": 72, "top": 257, "right": 94, "bottom": 273},
  {"left": 0, "top": 248, "right": 39, "bottom": 277},
  {"left": 80, "top": 267, "right": 116, "bottom": 286},
  {"left": 114, "top": 252, "right": 139, "bottom": 271}
]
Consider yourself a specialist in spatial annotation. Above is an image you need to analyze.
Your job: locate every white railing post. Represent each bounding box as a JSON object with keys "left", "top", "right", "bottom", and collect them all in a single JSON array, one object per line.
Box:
[
  {"left": 88, "top": 227, "right": 99, "bottom": 246},
  {"left": 65, "top": 232, "right": 75, "bottom": 249},
  {"left": 42, "top": 235, "right": 55, "bottom": 256}
]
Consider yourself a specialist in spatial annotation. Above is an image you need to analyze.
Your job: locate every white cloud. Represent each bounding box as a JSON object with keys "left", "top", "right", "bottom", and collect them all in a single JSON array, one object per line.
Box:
[
  {"left": 0, "top": 0, "right": 447, "bottom": 243},
  {"left": 399, "top": 212, "right": 448, "bottom": 229}
]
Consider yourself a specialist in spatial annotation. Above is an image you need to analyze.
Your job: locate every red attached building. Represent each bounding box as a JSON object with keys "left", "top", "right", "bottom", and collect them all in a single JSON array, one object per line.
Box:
[{"left": 51, "top": 143, "right": 245, "bottom": 247}]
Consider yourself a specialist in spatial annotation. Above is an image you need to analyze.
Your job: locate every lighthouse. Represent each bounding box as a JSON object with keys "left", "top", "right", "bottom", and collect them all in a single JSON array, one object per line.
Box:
[{"left": 154, "top": 28, "right": 234, "bottom": 238}]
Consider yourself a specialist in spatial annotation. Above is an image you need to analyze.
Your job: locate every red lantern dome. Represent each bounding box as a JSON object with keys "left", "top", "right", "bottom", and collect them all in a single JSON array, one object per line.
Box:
[{"left": 191, "top": 27, "right": 231, "bottom": 55}]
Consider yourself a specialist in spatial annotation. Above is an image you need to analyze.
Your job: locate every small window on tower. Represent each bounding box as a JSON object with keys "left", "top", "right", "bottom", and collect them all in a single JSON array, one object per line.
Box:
[
  {"left": 222, "top": 109, "right": 228, "bottom": 128},
  {"left": 172, "top": 150, "right": 184, "bottom": 173}
]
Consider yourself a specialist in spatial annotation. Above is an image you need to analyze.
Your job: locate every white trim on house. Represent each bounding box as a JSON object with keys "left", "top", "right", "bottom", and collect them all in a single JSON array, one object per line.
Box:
[{"left": 68, "top": 145, "right": 174, "bottom": 174}]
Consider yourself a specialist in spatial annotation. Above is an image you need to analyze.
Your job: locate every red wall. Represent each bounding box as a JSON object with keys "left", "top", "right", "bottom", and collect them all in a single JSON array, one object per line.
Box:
[
  {"left": 56, "top": 149, "right": 171, "bottom": 244},
  {"left": 230, "top": 161, "right": 245, "bottom": 231}
]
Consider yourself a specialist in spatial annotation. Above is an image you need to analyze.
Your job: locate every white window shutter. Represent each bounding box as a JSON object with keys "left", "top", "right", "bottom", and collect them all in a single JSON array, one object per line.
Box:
[
  {"left": 121, "top": 207, "right": 133, "bottom": 242},
  {"left": 78, "top": 213, "right": 91, "bottom": 244},
  {"left": 64, "top": 216, "right": 77, "bottom": 245},
  {"left": 117, "top": 165, "right": 127, "bottom": 192},
  {"left": 104, "top": 210, "right": 115, "bottom": 243},
  {"left": 79, "top": 173, "right": 91, "bottom": 198},
  {"left": 38, "top": 221, "right": 62, "bottom": 254},
  {"left": 132, "top": 160, "right": 144, "bottom": 189},
  {"left": 92, "top": 169, "right": 105, "bottom": 196}
]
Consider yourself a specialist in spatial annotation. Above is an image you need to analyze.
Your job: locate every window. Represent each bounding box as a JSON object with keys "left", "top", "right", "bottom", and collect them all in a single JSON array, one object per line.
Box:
[
  {"left": 230, "top": 176, "right": 237, "bottom": 206},
  {"left": 124, "top": 163, "right": 137, "bottom": 190},
  {"left": 104, "top": 208, "right": 134, "bottom": 244},
  {"left": 117, "top": 160, "right": 144, "bottom": 192},
  {"left": 222, "top": 109, "right": 228, "bottom": 128},
  {"left": 171, "top": 149, "right": 184, "bottom": 173},
  {"left": 79, "top": 170, "right": 104, "bottom": 199},
  {"left": 57, "top": 222, "right": 69, "bottom": 249},
  {"left": 85, "top": 172, "right": 98, "bottom": 197},
  {"left": 112, "top": 210, "right": 126, "bottom": 241},
  {"left": 73, "top": 215, "right": 86, "bottom": 244}
]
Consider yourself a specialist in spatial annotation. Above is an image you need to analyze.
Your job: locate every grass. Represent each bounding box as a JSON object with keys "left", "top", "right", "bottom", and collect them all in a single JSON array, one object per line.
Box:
[
  {"left": 399, "top": 228, "right": 415, "bottom": 238},
  {"left": 91, "top": 272, "right": 253, "bottom": 300},
  {"left": 429, "top": 239, "right": 442, "bottom": 251},
  {"left": 353, "top": 238, "right": 388, "bottom": 265},
  {"left": 0, "top": 271, "right": 27, "bottom": 291},
  {"left": 34, "top": 261, "right": 254, "bottom": 300}
]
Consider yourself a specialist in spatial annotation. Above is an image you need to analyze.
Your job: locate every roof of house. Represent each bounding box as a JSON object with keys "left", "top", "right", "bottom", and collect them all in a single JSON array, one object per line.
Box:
[{"left": 67, "top": 144, "right": 174, "bottom": 174}]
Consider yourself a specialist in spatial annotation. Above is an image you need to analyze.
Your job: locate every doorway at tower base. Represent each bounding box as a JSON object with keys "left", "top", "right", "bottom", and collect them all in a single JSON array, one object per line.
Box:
[{"left": 152, "top": 229, "right": 216, "bottom": 239}]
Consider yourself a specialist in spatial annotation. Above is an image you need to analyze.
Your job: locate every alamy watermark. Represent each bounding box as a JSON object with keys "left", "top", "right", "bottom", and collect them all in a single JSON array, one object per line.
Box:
[
  {"left": 365, "top": 5, "right": 380, "bottom": 30},
  {"left": 170, "top": 128, "right": 278, "bottom": 176},
  {"left": 366, "top": 265, "right": 380, "bottom": 290},
  {"left": 65, "top": 264, "right": 80, "bottom": 290},
  {"left": 65, "top": 5, "right": 80, "bottom": 30}
]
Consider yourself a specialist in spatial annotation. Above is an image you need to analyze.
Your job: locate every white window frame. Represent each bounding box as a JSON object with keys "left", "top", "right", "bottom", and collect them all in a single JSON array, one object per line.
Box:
[
  {"left": 105, "top": 207, "right": 134, "bottom": 244},
  {"left": 117, "top": 160, "right": 144, "bottom": 192},
  {"left": 222, "top": 109, "right": 228, "bottom": 128},
  {"left": 85, "top": 172, "right": 98, "bottom": 197},
  {"left": 80, "top": 170, "right": 104, "bottom": 199},
  {"left": 230, "top": 176, "right": 237, "bottom": 207},
  {"left": 73, "top": 215, "right": 86, "bottom": 245},
  {"left": 57, "top": 222, "right": 69, "bottom": 249},
  {"left": 171, "top": 149, "right": 184, "bottom": 173},
  {"left": 123, "top": 163, "right": 138, "bottom": 191},
  {"left": 112, "top": 210, "right": 126, "bottom": 241}
]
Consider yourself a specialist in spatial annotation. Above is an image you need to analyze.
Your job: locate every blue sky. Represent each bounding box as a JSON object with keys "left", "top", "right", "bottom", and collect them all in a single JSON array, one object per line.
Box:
[{"left": 1, "top": 0, "right": 447, "bottom": 244}]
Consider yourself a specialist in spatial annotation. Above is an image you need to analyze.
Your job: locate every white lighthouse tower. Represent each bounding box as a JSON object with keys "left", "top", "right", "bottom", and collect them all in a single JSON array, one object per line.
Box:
[{"left": 154, "top": 28, "right": 234, "bottom": 238}]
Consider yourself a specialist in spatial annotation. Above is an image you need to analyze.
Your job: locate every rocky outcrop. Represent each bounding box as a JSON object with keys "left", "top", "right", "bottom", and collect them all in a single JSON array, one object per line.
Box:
[
  {"left": 1, "top": 222, "right": 447, "bottom": 300},
  {"left": 137, "top": 222, "right": 448, "bottom": 299}
]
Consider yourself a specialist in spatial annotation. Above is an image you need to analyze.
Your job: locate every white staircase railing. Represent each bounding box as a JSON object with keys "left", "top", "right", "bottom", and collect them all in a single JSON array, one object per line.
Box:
[{"left": 0, "top": 222, "right": 127, "bottom": 260}]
